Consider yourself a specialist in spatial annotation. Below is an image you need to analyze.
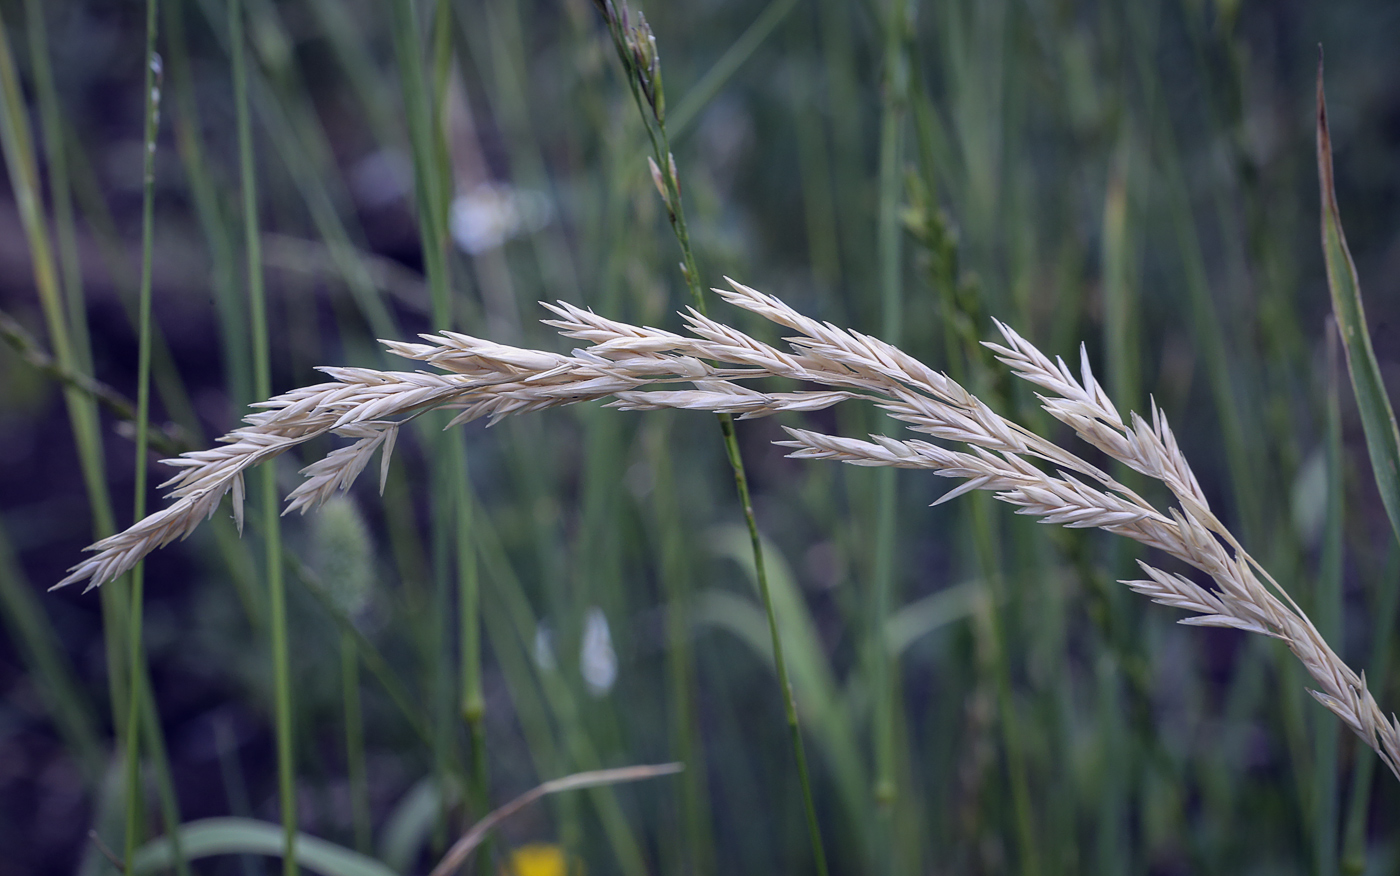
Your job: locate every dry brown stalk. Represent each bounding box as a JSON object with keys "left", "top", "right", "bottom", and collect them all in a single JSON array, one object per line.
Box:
[{"left": 58, "top": 278, "right": 1400, "bottom": 779}]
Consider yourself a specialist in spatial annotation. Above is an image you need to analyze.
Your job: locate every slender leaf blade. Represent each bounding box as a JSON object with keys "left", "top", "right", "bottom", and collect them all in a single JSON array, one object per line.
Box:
[
  {"left": 132, "top": 818, "right": 397, "bottom": 876},
  {"left": 1316, "top": 58, "right": 1400, "bottom": 546}
]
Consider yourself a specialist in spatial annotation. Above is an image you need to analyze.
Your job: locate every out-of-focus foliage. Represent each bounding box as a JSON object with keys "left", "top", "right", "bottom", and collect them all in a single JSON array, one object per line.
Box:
[{"left": 2, "top": 1, "right": 1400, "bottom": 874}]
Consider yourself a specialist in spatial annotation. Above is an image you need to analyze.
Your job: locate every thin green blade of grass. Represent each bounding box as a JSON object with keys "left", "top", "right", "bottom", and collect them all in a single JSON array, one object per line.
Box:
[
  {"left": 666, "top": 0, "right": 801, "bottom": 139},
  {"left": 787, "top": 12, "right": 842, "bottom": 289},
  {"left": 1315, "top": 59, "right": 1400, "bottom": 548},
  {"left": 703, "top": 526, "right": 869, "bottom": 862},
  {"left": 1124, "top": 3, "right": 1289, "bottom": 844},
  {"left": 450, "top": 8, "right": 628, "bottom": 846},
  {"left": 123, "top": 1, "right": 163, "bottom": 868},
  {"left": 132, "top": 818, "right": 397, "bottom": 876},
  {"left": 593, "top": 6, "right": 831, "bottom": 869},
  {"left": 162, "top": 0, "right": 267, "bottom": 637},
  {"left": 473, "top": 501, "right": 651, "bottom": 876},
  {"left": 870, "top": 1, "right": 909, "bottom": 858},
  {"left": 643, "top": 417, "right": 717, "bottom": 875},
  {"left": 0, "top": 523, "right": 104, "bottom": 779},
  {"left": 389, "top": 0, "right": 488, "bottom": 837},
  {"left": 1101, "top": 133, "right": 1139, "bottom": 416},
  {"left": 0, "top": 1, "right": 131, "bottom": 737},
  {"left": 1341, "top": 546, "right": 1400, "bottom": 873},
  {"left": 489, "top": 5, "right": 657, "bottom": 826},
  {"left": 461, "top": 0, "right": 582, "bottom": 306},
  {"left": 1098, "top": 125, "right": 1142, "bottom": 873},
  {"left": 22, "top": 0, "right": 93, "bottom": 379},
  {"left": 304, "top": 0, "right": 401, "bottom": 149},
  {"left": 57, "top": 62, "right": 273, "bottom": 634},
  {"left": 378, "top": 777, "right": 455, "bottom": 873},
  {"left": 1312, "top": 322, "right": 1344, "bottom": 876},
  {"left": 814, "top": 0, "right": 866, "bottom": 295},
  {"left": 389, "top": 8, "right": 460, "bottom": 833},
  {"left": 8, "top": 10, "right": 192, "bottom": 872},
  {"left": 0, "top": 10, "right": 67, "bottom": 383},
  {"left": 188, "top": 0, "right": 400, "bottom": 342},
  {"left": 139, "top": 673, "right": 190, "bottom": 876},
  {"left": 287, "top": 560, "right": 433, "bottom": 750},
  {"left": 433, "top": 14, "right": 599, "bottom": 828},
  {"left": 163, "top": 0, "right": 252, "bottom": 410},
  {"left": 882, "top": 580, "right": 981, "bottom": 655},
  {"left": 903, "top": 56, "right": 1042, "bottom": 862},
  {"left": 1312, "top": 57, "right": 1400, "bottom": 862},
  {"left": 231, "top": 3, "right": 296, "bottom": 872}
]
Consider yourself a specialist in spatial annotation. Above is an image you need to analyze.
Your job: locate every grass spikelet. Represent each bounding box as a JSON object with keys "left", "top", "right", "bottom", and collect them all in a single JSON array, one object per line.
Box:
[{"left": 58, "top": 279, "right": 1400, "bottom": 782}]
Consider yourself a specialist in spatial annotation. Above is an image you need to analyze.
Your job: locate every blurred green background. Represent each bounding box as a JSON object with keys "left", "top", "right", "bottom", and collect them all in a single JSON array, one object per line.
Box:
[{"left": 2, "top": 0, "right": 1400, "bottom": 873}]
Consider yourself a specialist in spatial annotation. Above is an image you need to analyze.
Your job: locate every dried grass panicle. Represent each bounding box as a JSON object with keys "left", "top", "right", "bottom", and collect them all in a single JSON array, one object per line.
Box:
[{"left": 58, "top": 277, "right": 1400, "bottom": 779}]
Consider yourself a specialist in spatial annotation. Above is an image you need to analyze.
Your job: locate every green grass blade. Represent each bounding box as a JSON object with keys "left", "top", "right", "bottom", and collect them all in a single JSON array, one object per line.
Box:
[
  {"left": 1341, "top": 546, "right": 1400, "bottom": 873},
  {"left": 304, "top": 0, "right": 400, "bottom": 149},
  {"left": 2, "top": 12, "right": 196, "bottom": 873},
  {"left": 280, "top": 541, "right": 434, "bottom": 751},
  {"left": 22, "top": 0, "right": 92, "bottom": 379},
  {"left": 594, "top": 6, "right": 831, "bottom": 868},
  {"left": 231, "top": 3, "right": 296, "bottom": 872},
  {"left": 187, "top": 0, "right": 400, "bottom": 342},
  {"left": 124, "top": 1, "right": 162, "bottom": 868},
  {"left": 132, "top": 818, "right": 397, "bottom": 876},
  {"left": 667, "top": 0, "right": 800, "bottom": 138},
  {"left": 644, "top": 419, "right": 716, "bottom": 874},
  {"left": 1312, "top": 321, "right": 1344, "bottom": 876},
  {"left": 871, "top": 4, "right": 909, "bottom": 862},
  {"left": 0, "top": 523, "right": 104, "bottom": 778},
  {"left": 379, "top": 777, "right": 454, "bottom": 873},
  {"left": 703, "top": 527, "right": 869, "bottom": 859},
  {"left": 1312, "top": 63, "right": 1400, "bottom": 858},
  {"left": 0, "top": 0, "right": 130, "bottom": 736},
  {"left": 882, "top": 580, "right": 981, "bottom": 655},
  {"left": 474, "top": 506, "right": 650, "bottom": 876},
  {"left": 163, "top": 0, "right": 252, "bottom": 410},
  {"left": 1315, "top": 60, "right": 1400, "bottom": 548},
  {"left": 389, "top": 0, "right": 483, "bottom": 839}
]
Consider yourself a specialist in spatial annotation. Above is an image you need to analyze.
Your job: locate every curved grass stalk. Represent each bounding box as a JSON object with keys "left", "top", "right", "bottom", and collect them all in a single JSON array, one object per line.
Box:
[{"left": 57, "top": 278, "right": 1400, "bottom": 793}]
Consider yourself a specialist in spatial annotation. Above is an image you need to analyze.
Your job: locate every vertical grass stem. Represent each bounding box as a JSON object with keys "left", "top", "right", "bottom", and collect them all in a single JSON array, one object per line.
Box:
[
  {"left": 871, "top": 3, "right": 909, "bottom": 857},
  {"left": 231, "top": 2, "right": 296, "bottom": 871},
  {"left": 596, "top": 6, "right": 830, "bottom": 872},
  {"left": 123, "top": 1, "right": 162, "bottom": 868}
]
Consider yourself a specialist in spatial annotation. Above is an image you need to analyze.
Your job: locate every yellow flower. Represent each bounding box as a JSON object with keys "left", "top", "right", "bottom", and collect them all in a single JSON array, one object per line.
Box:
[{"left": 501, "top": 843, "right": 580, "bottom": 876}]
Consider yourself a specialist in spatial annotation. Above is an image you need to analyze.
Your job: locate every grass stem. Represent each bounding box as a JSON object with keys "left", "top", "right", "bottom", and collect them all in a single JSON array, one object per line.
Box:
[
  {"left": 597, "top": 6, "right": 830, "bottom": 871},
  {"left": 231, "top": 3, "right": 296, "bottom": 871},
  {"left": 123, "top": 1, "right": 162, "bottom": 868},
  {"left": 871, "top": 2, "right": 910, "bottom": 860},
  {"left": 341, "top": 633, "right": 372, "bottom": 852},
  {"left": 0, "top": 1, "right": 132, "bottom": 758}
]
